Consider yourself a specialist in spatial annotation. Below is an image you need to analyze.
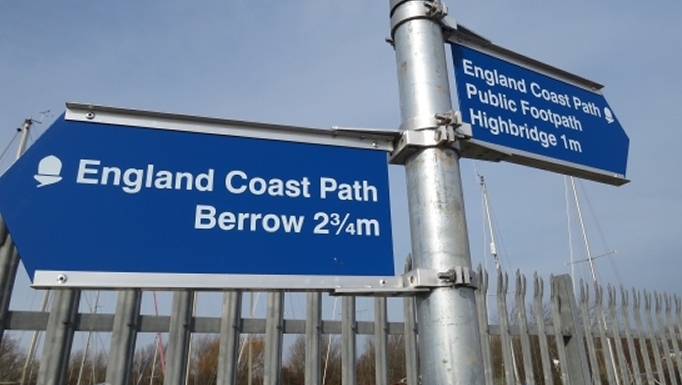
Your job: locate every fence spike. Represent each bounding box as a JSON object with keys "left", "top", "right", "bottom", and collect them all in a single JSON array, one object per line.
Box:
[
  {"left": 655, "top": 291, "right": 662, "bottom": 315},
  {"left": 607, "top": 284, "right": 616, "bottom": 309},
  {"left": 496, "top": 269, "right": 505, "bottom": 296},
  {"left": 579, "top": 279, "right": 589, "bottom": 305},
  {"left": 533, "top": 272, "right": 544, "bottom": 300},
  {"left": 478, "top": 264, "right": 488, "bottom": 293},
  {"left": 620, "top": 285, "right": 629, "bottom": 307}
]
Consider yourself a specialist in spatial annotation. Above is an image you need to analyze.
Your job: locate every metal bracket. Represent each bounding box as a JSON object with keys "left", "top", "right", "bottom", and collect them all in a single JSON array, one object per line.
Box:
[
  {"left": 390, "top": 1, "right": 459, "bottom": 41},
  {"left": 424, "top": 1, "right": 448, "bottom": 19},
  {"left": 331, "top": 267, "right": 477, "bottom": 296},
  {"left": 390, "top": 110, "right": 472, "bottom": 164},
  {"left": 33, "top": 267, "right": 476, "bottom": 296},
  {"left": 403, "top": 267, "right": 477, "bottom": 290}
]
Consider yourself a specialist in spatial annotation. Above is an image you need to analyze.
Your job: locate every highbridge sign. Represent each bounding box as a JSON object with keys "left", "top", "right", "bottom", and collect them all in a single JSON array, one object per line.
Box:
[{"left": 450, "top": 34, "right": 629, "bottom": 186}]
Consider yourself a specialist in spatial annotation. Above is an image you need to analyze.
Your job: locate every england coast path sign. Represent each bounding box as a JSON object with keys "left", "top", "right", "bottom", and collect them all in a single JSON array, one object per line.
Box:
[
  {"left": 449, "top": 29, "right": 629, "bottom": 186},
  {"left": 0, "top": 103, "right": 396, "bottom": 289}
]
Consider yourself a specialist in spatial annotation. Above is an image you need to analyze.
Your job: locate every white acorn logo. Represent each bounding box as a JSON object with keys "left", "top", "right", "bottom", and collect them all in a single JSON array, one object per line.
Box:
[{"left": 34, "top": 155, "right": 63, "bottom": 187}]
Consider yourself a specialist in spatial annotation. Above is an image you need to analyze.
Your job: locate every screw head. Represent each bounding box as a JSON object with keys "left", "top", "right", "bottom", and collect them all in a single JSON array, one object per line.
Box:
[
  {"left": 85, "top": 112, "right": 95, "bottom": 120},
  {"left": 56, "top": 274, "right": 67, "bottom": 284}
]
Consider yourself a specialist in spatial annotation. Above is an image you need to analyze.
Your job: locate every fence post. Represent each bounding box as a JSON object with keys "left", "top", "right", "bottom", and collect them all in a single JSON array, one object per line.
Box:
[
  {"left": 578, "top": 283, "right": 602, "bottom": 385},
  {"left": 36, "top": 288, "right": 80, "bottom": 385},
  {"left": 476, "top": 267, "right": 494, "bottom": 385},
  {"left": 515, "top": 271, "right": 536, "bottom": 385},
  {"left": 403, "top": 259, "right": 419, "bottom": 385},
  {"left": 607, "top": 285, "right": 631, "bottom": 384},
  {"left": 374, "top": 297, "right": 389, "bottom": 385},
  {"left": 0, "top": 218, "right": 19, "bottom": 340},
  {"left": 533, "top": 274, "right": 555, "bottom": 385},
  {"left": 633, "top": 290, "right": 657, "bottom": 384},
  {"left": 305, "top": 292, "right": 322, "bottom": 385},
  {"left": 164, "top": 290, "right": 195, "bottom": 385},
  {"left": 496, "top": 271, "right": 516, "bottom": 385},
  {"left": 619, "top": 287, "right": 643, "bottom": 385},
  {"left": 217, "top": 290, "right": 242, "bottom": 385},
  {"left": 644, "top": 291, "right": 667, "bottom": 385},
  {"left": 106, "top": 289, "right": 142, "bottom": 385},
  {"left": 341, "top": 296, "right": 356, "bottom": 385},
  {"left": 263, "top": 291, "right": 284, "bottom": 385},
  {"left": 551, "top": 274, "right": 591, "bottom": 385}
]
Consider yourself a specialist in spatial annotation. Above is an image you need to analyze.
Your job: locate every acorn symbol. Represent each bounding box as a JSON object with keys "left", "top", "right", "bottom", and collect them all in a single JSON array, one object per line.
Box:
[
  {"left": 34, "top": 155, "right": 63, "bottom": 187},
  {"left": 604, "top": 107, "right": 615, "bottom": 124}
]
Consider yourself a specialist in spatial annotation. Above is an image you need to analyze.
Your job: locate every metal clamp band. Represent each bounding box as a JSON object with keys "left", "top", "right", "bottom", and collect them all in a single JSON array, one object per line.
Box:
[
  {"left": 390, "top": 110, "right": 472, "bottom": 164},
  {"left": 402, "top": 267, "right": 478, "bottom": 289},
  {"left": 390, "top": 1, "right": 449, "bottom": 40}
]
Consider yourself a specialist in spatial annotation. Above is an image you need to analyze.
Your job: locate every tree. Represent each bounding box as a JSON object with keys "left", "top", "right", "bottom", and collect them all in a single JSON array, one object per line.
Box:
[
  {"left": 130, "top": 340, "right": 166, "bottom": 385},
  {"left": 282, "top": 334, "right": 342, "bottom": 385},
  {"left": 65, "top": 349, "right": 107, "bottom": 385},
  {"left": 0, "top": 334, "right": 38, "bottom": 383},
  {"left": 356, "top": 335, "right": 407, "bottom": 385},
  {"left": 187, "top": 335, "right": 220, "bottom": 385}
]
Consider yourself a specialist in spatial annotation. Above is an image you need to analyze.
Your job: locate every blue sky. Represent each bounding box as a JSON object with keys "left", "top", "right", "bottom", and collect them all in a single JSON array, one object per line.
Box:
[{"left": 2, "top": 0, "right": 682, "bottom": 312}]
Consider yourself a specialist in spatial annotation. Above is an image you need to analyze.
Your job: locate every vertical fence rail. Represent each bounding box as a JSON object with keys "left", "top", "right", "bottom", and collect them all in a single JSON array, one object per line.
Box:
[
  {"left": 579, "top": 283, "right": 602, "bottom": 385},
  {"left": 476, "top": 267, "right": 494, "bottom": 385},
  {"left": 551, "top": 274, "right": 590, "bottom": 385},
  {"left": 305, "top": 292, "right": 322, "bottom": 385},
  {"left": 341, "top": 296, "right": 356, "bottom": 385},
  {"left": 666, "top": 295, "right": 682, "bottom": 379},
  {"left": 496, "top": 271, "right": 516, "bottom": 385},
  {"left": 533, "top": 273, "right": 554, "bottom": 385},
  {"left": 404, "top": 259, "right": 419, "bottom": 385},
  {"left": 374, "top": 297, "right": 388, "bottom": 385},
  {"left": 217, "top": 290, "right": 242, "bottom": 385},
  {"left": 664, "top": 294, "right": 682, "bottom": 381},
  {"left": 608, "top": 284, "right": 631, "bottom": 384},
  {"left": 593, "top": 284, "right": 618, "bottom": 385},
  {"left": 645, "top": 290, "right": 668, "bottom": 385},
  {"left": 656, "top": 292, "right": 678, "bottom": 385},
  {"left": 263, "top": 292, "right": 284, "bottom": 385},
  {"left": 37, "top": 288, "right": 80, "bottom": 385},
  {"left": 106, "top": 289, "right": 142, "bottom": 385},
  {"left": 620, "top": 287, "right": 643, "bottom": 385},
  {"left": 0, "top": 218, "right": 19, "bottom": 341},
  {"left": 633, "top": 289, "right": 657, "bottom": 384},
  {"left": 515, "top": 271, "right": 535, "bottom": 385},
  {"left": 164, "top": 290, "right": 195, "bottom": 385}
]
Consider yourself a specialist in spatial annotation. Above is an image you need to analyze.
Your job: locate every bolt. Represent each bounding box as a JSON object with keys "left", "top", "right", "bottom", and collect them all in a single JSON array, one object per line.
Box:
[
  {"left": 85, "top": 112, "right": 95, "bottom": 120},
  {"left": 372, "top": 141, "right": 378, "bottom": 148},
  {"left": 438, "top": 270, "right": 455, "bottom": 282},
  {"left": 57, "top": 274, "right": 68, "bottom": 284}
]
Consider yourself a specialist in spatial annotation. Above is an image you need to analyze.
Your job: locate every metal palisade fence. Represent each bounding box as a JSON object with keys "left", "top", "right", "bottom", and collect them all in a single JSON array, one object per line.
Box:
[{"left": 1, "top": 236, "right": 682, "bottom": 384}]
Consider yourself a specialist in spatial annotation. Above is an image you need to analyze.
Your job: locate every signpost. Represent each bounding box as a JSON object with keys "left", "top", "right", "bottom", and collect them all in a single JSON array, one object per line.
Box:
[
  {"left": 450, "top": 35, "right": 629, "bottom": 185},
  {"left": 0, "top": 3, "right": 629, "bottom": 384},
  {"left": 0, "top": 103, "right": 395, "bottom": 288}
]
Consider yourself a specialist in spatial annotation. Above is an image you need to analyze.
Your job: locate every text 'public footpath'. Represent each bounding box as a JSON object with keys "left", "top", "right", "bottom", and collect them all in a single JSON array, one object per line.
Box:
[{"left": 460, "top": 58, "right": 609, "bottom": 154}]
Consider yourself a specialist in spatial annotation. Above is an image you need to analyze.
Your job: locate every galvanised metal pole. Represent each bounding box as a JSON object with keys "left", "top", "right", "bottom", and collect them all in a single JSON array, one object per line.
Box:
[{"left": 389, "top": 1, "right": 484, "bottom": 384}]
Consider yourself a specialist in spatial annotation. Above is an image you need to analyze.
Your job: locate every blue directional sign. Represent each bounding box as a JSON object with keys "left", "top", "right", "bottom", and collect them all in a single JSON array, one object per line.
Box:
[
  {"left": 450, "top": 41, "right": 629, "bottom": 185},
  {"left": 0, "top": 104, "right": 394, "bottom": 285}
]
